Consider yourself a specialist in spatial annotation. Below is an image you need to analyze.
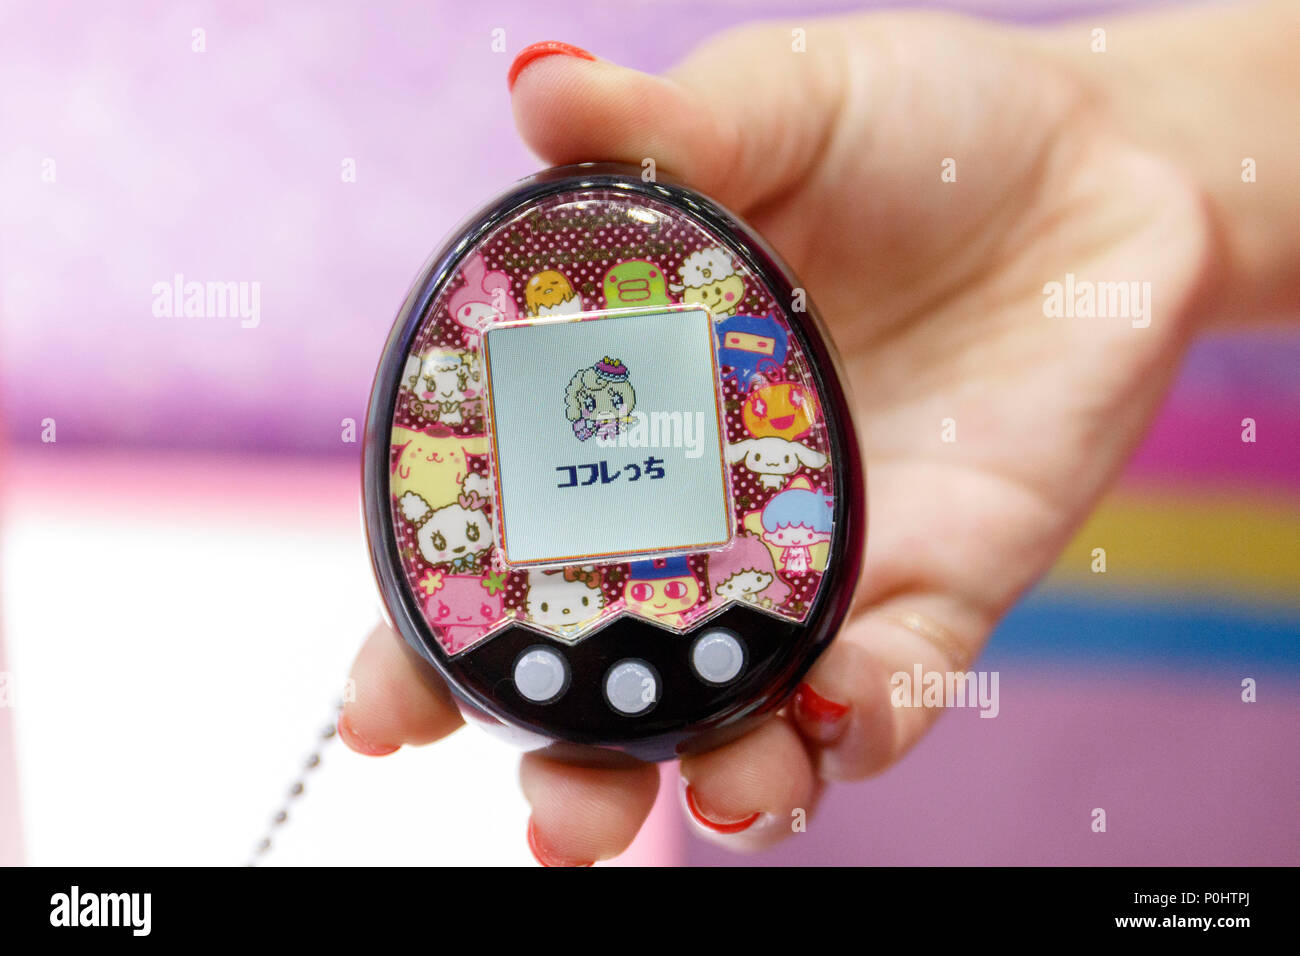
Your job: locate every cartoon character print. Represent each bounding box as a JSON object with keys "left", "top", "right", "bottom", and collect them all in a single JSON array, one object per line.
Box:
[
  {"left": 602, "top": 260, "right": 672, "bottom": 308},
  {"left": 727, "top": 436, "right": 827, "bottom": 490},
  {"left": 671, "top": 246, "right": 745, "bottom": 316},
  {"left": 707, "top": 532, "right": 791, "bottom": 610},
  {"left": 401, "top": 486, "right": 492, "bottom": 572},
  {"left": 759, "top": 479, "right": 833, "bottom": 574},
  {"left": 404, "top": 348, "right": 481, "bottom": 425},
  {"left": 525, "top": 269, "right": 583, "bottom": 317},
  {"left": 390, "top": 426, "right": 488, "bottom": 510},
  {"left": 421, "top": 571, "right": 505, "bottom": 654},
  {"left": 623, "top": 557, "right": 702, "bottom": 629},
  {"left": 389, "top": 193, "right": 842, "bottom": 654},
  {"left": 742, "top": 381, "right": 817, "bottom": 441},
  {"left": 716, "top": 314, "right": 789, "bottom": 393},
  {"left": 447, "top": 252, "right": 520, "bottom": 348},
  {"left": 565, "top": 357, "right": 636, "bottom": 442},
  {"left": 524, "top": 567, "right": 605, "bottom": 635}
]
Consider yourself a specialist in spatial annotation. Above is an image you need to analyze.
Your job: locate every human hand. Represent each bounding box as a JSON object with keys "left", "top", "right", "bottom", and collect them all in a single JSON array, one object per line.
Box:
[{"left": 341, "top": 9, "right": 1226, "bottom": 864}]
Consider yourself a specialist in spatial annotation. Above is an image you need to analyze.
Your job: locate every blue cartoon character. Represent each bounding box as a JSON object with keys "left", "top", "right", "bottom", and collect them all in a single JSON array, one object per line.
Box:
[
  {"left": 715, "top": 314, "right": 789, "bottom": 393},
  {"left": 565, "top": 357, "right": 636, "bottom": 441},
  {"left": 760, "top": 481, "right": 833, "bottom": 574}
]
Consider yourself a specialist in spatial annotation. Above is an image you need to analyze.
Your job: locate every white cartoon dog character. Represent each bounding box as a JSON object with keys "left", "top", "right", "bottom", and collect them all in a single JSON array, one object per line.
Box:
[{"left": 726, "top": 437, "right": 827, "bottom": 489}]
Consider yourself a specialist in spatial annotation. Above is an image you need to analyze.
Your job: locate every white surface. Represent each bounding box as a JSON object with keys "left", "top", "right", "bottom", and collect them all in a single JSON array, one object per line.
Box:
[{"left": 1, "top": 457, "right": 534, "bottom": 866}]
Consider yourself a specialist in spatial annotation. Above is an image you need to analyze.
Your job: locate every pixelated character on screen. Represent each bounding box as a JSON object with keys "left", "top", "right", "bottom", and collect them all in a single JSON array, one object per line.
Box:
[
  {"left": 525, "top": 566, "right": 605, "bottom": 634},
  {"left": 671, "top": 247, "right": 746, "bottom": 317},
  {"left": 565, "top": 357, "right": 637, "bottom": 442},
  {"left": 760, "top": 482, "right": 833, "bottom": 574},
  {"left": 602, "top": 260, "right": 671, "bottom": 308},
  {"left": 422, "top": 571, "right": 505, "bottom": 654},
  {"left": 716, "top": 314, "right": 789, "bottom": 394},
  {"left": 447, "top": 252, "right": 520, "bottom": 349},
  {"left": 624, "top": 556, "right": 702, "bottom": 629},
  {"left": 707, "top": 532, "right": 791, "bottom": 610},
  {"left": 525, "top": 269, "right": 583, "bottom": 317}
]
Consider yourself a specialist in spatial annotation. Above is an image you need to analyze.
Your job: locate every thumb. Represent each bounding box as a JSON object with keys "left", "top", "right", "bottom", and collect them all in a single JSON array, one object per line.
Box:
[{"left": 507, "top": 28, "right": 848, "bottom": 214}]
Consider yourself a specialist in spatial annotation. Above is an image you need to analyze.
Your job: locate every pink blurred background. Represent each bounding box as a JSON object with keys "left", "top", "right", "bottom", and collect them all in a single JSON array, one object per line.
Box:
[{"left": 1, "top": 0, "right": 1296, "bottom": 866}]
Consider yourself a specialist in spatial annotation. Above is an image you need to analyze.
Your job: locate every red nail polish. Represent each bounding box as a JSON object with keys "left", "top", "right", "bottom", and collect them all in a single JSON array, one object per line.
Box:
[
  {"left": 683, "top": 784, "right": 761, "bottom": 835},
  {"left": 527, "top": 818, "right": 594, "bottom": 867},
  {"left": 793, "top": 682, "right": 850, "bottom": 743},
  {"left": 336, "top": 712, "right": 400, "bottom": 757},
  {"left": 507, "top": 40, "right": 596, "bottom": 91}
]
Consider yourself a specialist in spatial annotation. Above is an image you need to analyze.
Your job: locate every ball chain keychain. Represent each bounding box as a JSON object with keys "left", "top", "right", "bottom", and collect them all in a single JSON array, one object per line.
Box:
[{"left": 245, "top": 701, "right": 342, "bottom": 867}]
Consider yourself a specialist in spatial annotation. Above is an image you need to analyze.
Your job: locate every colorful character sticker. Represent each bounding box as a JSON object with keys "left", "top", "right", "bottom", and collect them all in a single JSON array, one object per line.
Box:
[
  {"left": 603, "top": 260, "right": 671, "bottom": 308},
  {"left": 742, "top": 381, "right": 817, "bottom": 441},
  {"left": 448, "top": 253, "right": 520, "bottom": 348},
  {"left": 707, "top": 532, "right": 791, "bottom": 610},
  {"left": 404, "top": 348, "right": 481, "bottom": 425},
  {"left": 388, "top": 192, "right": 838, "bottom": 655},
  {"left": 624, "top": 557, "right": 702, "bottom": 629},
  {"left": 400, "top": 488, "right": 493, "bottom": 572},
  {"left": 421, "top": 571, "right": 506, "bottom": 654},
  {"left": 525, "top": 567, "right": 606, "bottom": 635},
  {"left": 671, "top": 247, "right": 745, "bottom": 316},
  {"left": 726, "top": 436, "right": 827, "bottom": 490},
  {"left": 758, "top": 479, "right": 833, "bottom": 574},
  {"left": 390, "top": 426, "right": 488, "bottom": 511},
  {"left": 565, "top": 357, "right": 636, "bottom": 442},
  {"left": 716, "top": 314, "right": 789, "bottom": 393},
  {"left": 525, "top": 269, "right": 583, "bottom": 317}
]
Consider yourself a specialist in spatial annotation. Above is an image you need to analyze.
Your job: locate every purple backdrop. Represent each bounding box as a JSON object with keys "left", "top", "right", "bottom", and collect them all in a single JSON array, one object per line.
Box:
[{"left": 0, "top": 0, "right": 1163, "bottom": 453}]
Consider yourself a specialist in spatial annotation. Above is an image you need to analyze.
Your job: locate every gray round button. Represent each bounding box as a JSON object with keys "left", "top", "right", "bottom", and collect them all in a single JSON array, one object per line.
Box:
[
  {"left": 604, "top": 659, "right": 660, "bottom": 715},
  {"left": 691, "top": 630, "right": 746, "bottom": 684},
  {"left": 513, "top": 646, "right": 569, "bottom": 703}
]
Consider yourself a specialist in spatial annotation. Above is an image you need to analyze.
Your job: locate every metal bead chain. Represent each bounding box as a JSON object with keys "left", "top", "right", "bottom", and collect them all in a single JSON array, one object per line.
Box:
[{"left": 245, "top": 700, "right": 343, "bottom": 867}]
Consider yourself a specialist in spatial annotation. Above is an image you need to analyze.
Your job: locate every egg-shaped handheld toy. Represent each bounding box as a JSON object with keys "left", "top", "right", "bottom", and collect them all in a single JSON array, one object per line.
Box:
[{"left": 363, "top": 164, "right": 863, "bottom": 764}]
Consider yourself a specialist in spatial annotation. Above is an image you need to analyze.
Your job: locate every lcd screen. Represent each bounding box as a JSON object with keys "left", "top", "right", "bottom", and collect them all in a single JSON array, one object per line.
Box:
[{"left": 483, "top": 306, "right": 731, "bottom": 566}]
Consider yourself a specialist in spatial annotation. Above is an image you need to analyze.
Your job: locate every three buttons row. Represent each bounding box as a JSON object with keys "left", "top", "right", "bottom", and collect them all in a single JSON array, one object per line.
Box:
[{"left": 512, "top": 629, "right": 747, "bottom": 714}]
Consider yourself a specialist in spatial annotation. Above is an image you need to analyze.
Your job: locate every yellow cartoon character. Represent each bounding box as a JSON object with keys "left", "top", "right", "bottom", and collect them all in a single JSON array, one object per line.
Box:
[
  {"left": 390, "top": 426, "right": 488, "bottom": 510},
  {"left": 525, "top": 269, "right": 582, "bottom": 317}
]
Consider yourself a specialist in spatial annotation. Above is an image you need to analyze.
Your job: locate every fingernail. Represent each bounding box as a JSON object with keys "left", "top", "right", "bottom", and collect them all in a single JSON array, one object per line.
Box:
[
  {"left": 508, "top": 40, "right": 596, "bottom": 91},
  {"left": 792, "top": 682, "right": 851, "bottom": 744},
  {"left": 336, "top": 711, "right": 400, "bottom": 757},
  {"left": 682, "top": 783, "right": 761, "bottom": 835},
  {"left": 527, "top": 817, "right": 593, "bottom": 867}
]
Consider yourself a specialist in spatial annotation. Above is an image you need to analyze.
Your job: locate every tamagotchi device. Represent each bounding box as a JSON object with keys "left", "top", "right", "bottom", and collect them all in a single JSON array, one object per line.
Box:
[{"left": 363, "top": 163, "right": 863, "bottom": 765}]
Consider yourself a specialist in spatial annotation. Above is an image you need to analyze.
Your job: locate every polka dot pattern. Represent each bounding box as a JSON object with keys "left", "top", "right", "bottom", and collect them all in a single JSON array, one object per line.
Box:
[{"left": 387, "top": 191, "right": 837, "bottom": 654}]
